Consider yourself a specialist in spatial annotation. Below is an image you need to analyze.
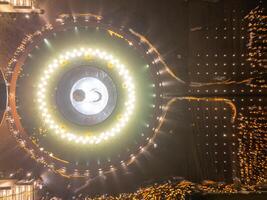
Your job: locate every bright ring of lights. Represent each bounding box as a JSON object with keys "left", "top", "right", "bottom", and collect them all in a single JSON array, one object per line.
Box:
[{"left": 37, "top": 48, "right": 136, "bottom": 145}]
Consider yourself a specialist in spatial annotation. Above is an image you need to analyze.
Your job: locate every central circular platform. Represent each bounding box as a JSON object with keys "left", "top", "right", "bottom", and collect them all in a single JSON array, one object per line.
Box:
[
  {"left": 56, "top": 66, "right": 117, "bottom": 126},
  {"left": 70, "top": 77, "right": 109, "bottom": 115}
]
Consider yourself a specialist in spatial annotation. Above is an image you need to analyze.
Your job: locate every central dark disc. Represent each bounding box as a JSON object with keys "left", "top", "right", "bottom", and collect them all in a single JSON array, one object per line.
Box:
[
  {"left": 56, "top": 66, "right": 117, "bottom": 126},
  {"left": 73, "top": 89, "right": 85, "bottom": 102}
]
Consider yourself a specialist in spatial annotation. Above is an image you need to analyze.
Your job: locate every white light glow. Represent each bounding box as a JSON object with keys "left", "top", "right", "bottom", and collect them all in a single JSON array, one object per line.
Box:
[{"left": 36, "top": 48, "right": 136, "bottom": 145}]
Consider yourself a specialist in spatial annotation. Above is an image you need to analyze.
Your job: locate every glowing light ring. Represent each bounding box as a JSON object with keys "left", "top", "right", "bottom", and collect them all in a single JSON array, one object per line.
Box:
[
  {"left": 6, "top": 19, "right": 165, "bottom": 177},
  {"left": 37, "top": 48, "right": 136, "bottom": 145}
]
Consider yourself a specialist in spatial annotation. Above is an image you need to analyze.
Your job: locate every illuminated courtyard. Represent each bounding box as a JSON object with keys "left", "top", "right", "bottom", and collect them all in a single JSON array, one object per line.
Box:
[{"left": 0, "top": 0, "right": 266, "bottom": 199}]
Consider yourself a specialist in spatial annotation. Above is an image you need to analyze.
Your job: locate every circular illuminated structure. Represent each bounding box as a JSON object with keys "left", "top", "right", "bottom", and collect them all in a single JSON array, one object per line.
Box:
[
  {"left": 37, "top": 48, "right": 135, "bottom": 144},
  {"left": 58, "top": 66, "right": 117, "bottom": 126},
  {"left": 70, "top": 77, "right": 109, "bottom": 115},
  {"left": 6, "top": 15, "right": 165, "bottom": 177}
]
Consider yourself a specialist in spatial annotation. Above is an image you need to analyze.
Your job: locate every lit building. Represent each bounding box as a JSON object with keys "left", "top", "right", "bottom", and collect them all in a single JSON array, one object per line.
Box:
[
  {"left": 0, "top": 179, "right": 35, "bottom": 200},
  {"left": 0, "top": 0, "right": 43, "bottom": 14}
]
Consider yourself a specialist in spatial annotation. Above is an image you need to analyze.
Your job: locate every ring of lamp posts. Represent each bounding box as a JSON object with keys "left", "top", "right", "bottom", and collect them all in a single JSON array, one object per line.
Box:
[
  {"left": 6, "top": 20, "right": 166, "bottom": 177},
  {"left": 37, "top": 48, "right": 135, "bottom": 145}
]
